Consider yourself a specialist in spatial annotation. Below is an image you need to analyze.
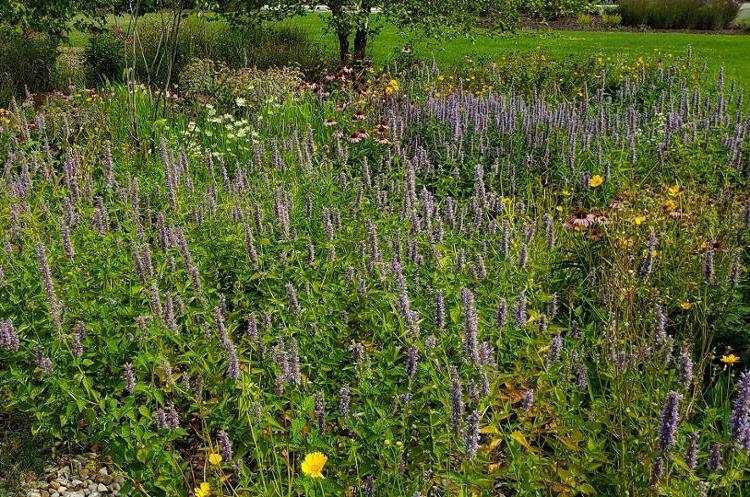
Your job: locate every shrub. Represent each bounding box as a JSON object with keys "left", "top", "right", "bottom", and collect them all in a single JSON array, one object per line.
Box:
[
  {"left": 0, "top": 25, "right": 58, "bottom": 106},
  {"left": 618, "top": 0, "right": 740, "bottom": 29},
  {"left": 56, "top": 47, "right": 86, "bottom": 88},
  {"left": 601, "top": 12, "right": 623, "bottom": 27},
  {"left": 179, "top": 58, "right": 302, "bottom": 110},
  {"left": 733, "top": 17, "right": 750, "bottom": 31},
  {"left": 83, "top": 31, "right": 127, "bottom": 84},
  {"left": 520, "top": 0, "right": 593, "bottom": 19},
  {"left": 577, "top": 12, "right": 594, "bottom": 26}
]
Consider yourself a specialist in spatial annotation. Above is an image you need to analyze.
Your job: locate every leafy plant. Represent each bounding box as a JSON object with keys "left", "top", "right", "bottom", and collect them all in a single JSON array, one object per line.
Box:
[{"left": 83, "top": 30, "right": 127, "bottom": 84}]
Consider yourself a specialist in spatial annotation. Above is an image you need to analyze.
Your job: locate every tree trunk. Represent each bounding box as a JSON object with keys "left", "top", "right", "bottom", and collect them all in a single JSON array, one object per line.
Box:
[
  {"left": 337, "top": 30, "right": 350, "bottom": 64},
  {"left": 353, "top": 28, "right": 367, "bottom": 62}
]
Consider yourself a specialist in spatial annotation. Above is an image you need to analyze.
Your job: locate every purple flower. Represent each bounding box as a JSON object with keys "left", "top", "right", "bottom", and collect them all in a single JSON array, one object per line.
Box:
[
  {"left": 288, "top": 338, "right": 301, "bottom": 386},
  {"left": 513, "top": 291, "right": 527, "bottom": 327},
  {"left": 729, "top": 370, "right": 750, "bottom": 453},
  {"left": 0, "top": 320, "right": 19, "bottom": 352},
  {"left": 434, "top": 291, "right": 445, "bottom": 331},
  {"left": 35, "top": 346, "right": 53, "bottom": 376},
  {"left": 708, "top": 443, "right": 722, "bottom": 472},
  {"left": 678, "top": 346, "right": 693, "bottom": 390},
  {"left": 285, "top": 282, "right": 301, "bottom": 315},
  {"left": 464, "top": 410, "right": 481, "bottom": 460},
  {"left": 573, "top": 363, "right": 588, "bottom": 389},
  {"left": 36, "top": 242, "right": 62, "bottom": 330},
  {"left": 405, "top": 346, "right": 418, "bottom": 378},
  {"left": 226, "top": 341, "right": 240, "bottom": 380},
  {"left": 314, "top": 391, "right": 326, "bottom": 431},
  {"left": 729, "top": 249, "right": 741, "bottom": 288},
  {"left": 217, "top": 430, "right": 234, "bottom": 461},
  {"left": 654, "top": 304, "right": 667, "bottom": 346},
  {"left": 461, "top": 288, "right": 480, "bottom": 364},
  {"left": 544, "top": 213, "right": 555, "bottom": 249},
  {"left": 214, "top": 306, "right": 229, "bottom": 349},
  {"left": 340, "top": 383, "right": 351, "bottom": 418},
  {"left": 521, "top": 389, "right": 535, "bottom": 412},
  {"left": 686, "top": 431, "right": 699, "bottom": 470},
  {"left": 546, "top": 333, "right": 562, "bottom": 365},
  {"left": 496, "top": 298, "right": 507, "bottom": 328},
  {"left": 657, "top": 391, "right": 682, "bottom": 453},
  {"left": 167, "top": 403, "right": 180, "bottom": 429},
  {"left": 650, "top": 455, "right": 664, "bottom": 486},
  {"left": 123, "top": 363, "right": 136, "bottom": 394},
  {"left": 247, "top": 313, "right": 259, "bottom": 340}
]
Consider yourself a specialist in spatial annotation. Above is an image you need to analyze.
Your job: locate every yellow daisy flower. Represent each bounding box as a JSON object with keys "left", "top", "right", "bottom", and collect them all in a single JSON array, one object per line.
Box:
[
  {"left": 208, "top": 453, "right": 223, "bottom": 466},
  {"left": 721, "top": 354, "right": 740, "bottom": 365},
  {"left": 194, "top": 482, "right": 211, "bottom": 497},
  {"left": 301, "top": 452, "right": 327, "bottom": 478},
  {"left": 589, "top": 175, "right": 604, "bottom": 188}
]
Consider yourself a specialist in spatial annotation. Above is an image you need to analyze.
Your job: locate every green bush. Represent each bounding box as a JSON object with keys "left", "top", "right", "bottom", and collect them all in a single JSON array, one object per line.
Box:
[
  {"left": 731, "top": 17, "right": 750, "bottom": 31},
  {"left": 618, "top": 0, "right": 740, "bottom": 29},
  {"left": 131, "top": 18, "right": 332, "bottom": 87},
  {"left": 520, "top": 0, "right": 593, "bottom": 19},
  {"left": 0, "top": 25, "right": 58, "bottom": 106},
  {"left": 83, "top": 31, "right": 127, "bottom": 85},
  {"left": 601, "top": 12, "right": 623, "bottom": 27},
  {"left": 179, "top": 58, "right": 303, "bottom": 110},
  {"left": 577, "top": 12, "right": 594, "bottom": 26},
  {"left": 56, "top": 47, "right": 86, "bottom": 88}
]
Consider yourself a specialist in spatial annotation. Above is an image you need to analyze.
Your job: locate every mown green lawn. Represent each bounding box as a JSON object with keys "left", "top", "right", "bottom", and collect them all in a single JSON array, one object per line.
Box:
[
  {"left": 285, "top": 14, "right": 750, "bottom": 84},
  {"left": 69, "top": 13, "right": 750, "bottom": 86}
]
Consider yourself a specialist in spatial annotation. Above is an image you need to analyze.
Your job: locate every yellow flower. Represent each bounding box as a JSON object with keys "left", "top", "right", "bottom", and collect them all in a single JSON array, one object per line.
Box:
[
  {"left": 663, "top": 199, "right": 678, "bottom": 211},
  {"left": 721, "top": 354, "right": 740, "bottom": 365},
  {"left": 194, "top": 482, "right": 211, "bottom": 497},
  {"left": 208, "top": 453, "right": 222, "bottom": 465},
  {"left": 631, "top": 215, "right": 646, "bottom": 225},
  {"left": 679, "top": 302, "right": 693, "bottom": 310},
  {"left": 668, "top": 184, "right": 682, "bottom": 197},
  {"left": 589, "top": 175, "right": 604, "bottom": 188},
  {"left": 301, "top": 452, "right": 327, "bottom": 478}
]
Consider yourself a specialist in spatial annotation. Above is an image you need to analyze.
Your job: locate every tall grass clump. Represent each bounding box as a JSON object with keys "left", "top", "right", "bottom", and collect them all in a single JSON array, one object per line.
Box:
[
  {"left": 0, "top": 25, "right": 58, "bottom": 106},
  {"left": 618, "top": 0, "right": 740, "bottom": 29}
]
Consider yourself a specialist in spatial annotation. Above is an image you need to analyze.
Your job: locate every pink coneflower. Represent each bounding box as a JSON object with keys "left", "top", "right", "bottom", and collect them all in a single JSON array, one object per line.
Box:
[
  {"left": 352, "top": 111, "right": 366, "bottom": 121},
  {"left": 342, "top": 66, "right": 354, "bottom": 74},
  {"left": 376, "top": 123, "right": 389, "bottom": 133},
  {"left": 336, "top": 103, "right": 347, "bottom": 112},
  {"left": 564, "top": 210, "right": 595, "bottom": 229},
  {"left": 348, "top": 133, "right": 364, "bottom": 143},
  {"left": 333, "top": 130, "right": 344, "bottom": 138},
  {"left": 323, "top": 118, "right": 337, "bottom": 127},
  {"left": 401, "top": 46, "right": 412, "bottom": 54},
  {"left": 324, "top": 74, "right": 336, "bottom": 82},
  {"left": 319, "top": 90, "right": 331, "bottom": 97},
  {"left": 376, "top": 137, "right": 391, "bottom": 144}
]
